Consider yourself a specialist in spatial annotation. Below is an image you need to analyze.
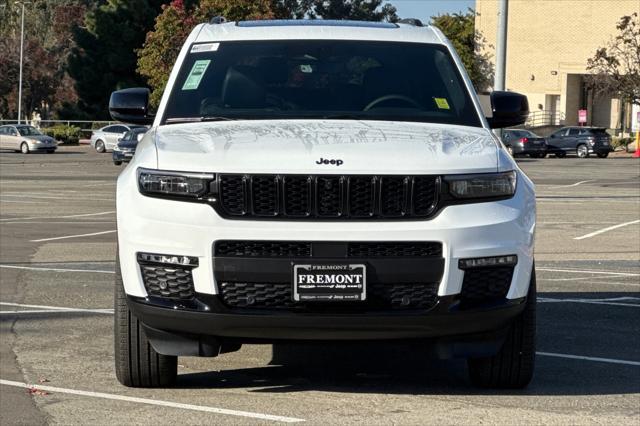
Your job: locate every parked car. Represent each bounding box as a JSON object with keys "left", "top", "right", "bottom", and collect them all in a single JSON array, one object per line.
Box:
[
  {"left": 109, "top": 19, "right": 537, "bottom": 389},
  {"left": 113, "top": 128, "right": 147, "bottom": 165},
  {"left": 546, "top": 126, "right": 612, "bottom": 158},
  {"left": 0, "top": 124, "right": 57, "bottom": 154},
  {"left": 501, "top": 129, "right": 548, "bottom": 158},
  {"left": 90, "top": 124, "right": 147, "bottom": 153}
]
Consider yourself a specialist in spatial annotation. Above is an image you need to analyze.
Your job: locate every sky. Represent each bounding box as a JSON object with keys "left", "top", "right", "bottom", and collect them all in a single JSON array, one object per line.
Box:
[{"left": 391, "top": 0, "right": 475, "bottom": 23}]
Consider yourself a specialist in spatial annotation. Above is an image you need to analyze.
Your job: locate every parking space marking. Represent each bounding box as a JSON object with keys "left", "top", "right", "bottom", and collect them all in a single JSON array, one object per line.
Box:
[
  {"left": 0, "top": 379, "right": 305, "bottom": 423},
  {"left": 0, "top": 199, "right": 48, "bottom": 204},
  {"left": 0, "top": 302, "right": 113, "bottom": 314},
  {"left": 536, "top": 352, "right": 640, "bottom": 366},
  {"left": 0, "top": 309, "right": 113, "bottom": 315},
  {"left": 0, "top": 210, "right": 115, "bottom": 222},
  {"left": 1, "top": 194, "right": 114, "bottom": 201},
  {"left": 538, "top": 296, "right": 640, "bottom": 307},
  {"left": 30, "top": 230, "right": 116, "bottom": 243},
  {"left": 537, "top": 267, "right": 639, "bottom": 277},
  {"left": 573, "top": 219, "right": 640, "bottom": 240},
  {"left": 0, "top": 265, "right": 114, "bottom": 274},
  {"left": 3, "top": 221, "right": 116, "bottom": 224},
  {"left": 549, "top": 180, "right": 595, "bottom": 188}
]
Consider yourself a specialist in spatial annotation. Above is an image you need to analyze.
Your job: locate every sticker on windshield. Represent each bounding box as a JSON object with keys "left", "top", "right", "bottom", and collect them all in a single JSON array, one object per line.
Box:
[
  {"left": 434, "top": 97, "right": 451, "bottom": 110},
  {"left": 182, "top": 60, "right": 211, "bottom": 90},
  {"left": 191, "top": 43, "right": 220, "bottom": 53}
]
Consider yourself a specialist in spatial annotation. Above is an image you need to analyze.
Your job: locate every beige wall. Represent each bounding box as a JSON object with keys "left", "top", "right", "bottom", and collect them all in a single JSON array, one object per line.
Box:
[{"left": 475, "top": 0, "right": 639, "bottom": 127}]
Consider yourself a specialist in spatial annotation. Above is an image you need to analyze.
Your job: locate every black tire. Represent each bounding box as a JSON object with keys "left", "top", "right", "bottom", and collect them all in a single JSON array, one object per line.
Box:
[
  {"left": 114, "top": 161, "right": 122, "bottom": 166},
  {"left": 95, "top": 140, "right": 106, "bottom": 153},
  {"left": 467, "top": 268, "right": 536, "bottom": 389},
  {"left": 576, "top": 144, "right": 589, "bottom": 158},
  {"left": 20, "top": 142, "right": 30, "bottom": 154},
  {"left": 114, "top": 255, "right": 177, "bottom": 387},
  {"left": 537, "top": 153, "right": 547, "bottom": 159},
  {"left": 597, "top": 152, "right": 609, "bottom": 158},
  {"left": 47, "top": 150, "right": 55, "bottom": 154},
  {"left": 555, "top": 151, "right": 566, "bottom": 158}
]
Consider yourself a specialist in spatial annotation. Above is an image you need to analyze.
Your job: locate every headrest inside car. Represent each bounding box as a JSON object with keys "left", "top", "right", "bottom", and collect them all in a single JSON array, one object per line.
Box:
[{"left": 222, "top": 66, "right": 266, "bottom": 108}]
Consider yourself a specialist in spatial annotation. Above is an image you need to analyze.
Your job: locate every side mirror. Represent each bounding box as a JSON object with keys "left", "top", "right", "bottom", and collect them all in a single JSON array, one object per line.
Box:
[
  {"left": 486, "top": 91, "right": 529, "bottom": 129},
  {"left": 109, "top": 88, "right": 153, "bottom": 125}
]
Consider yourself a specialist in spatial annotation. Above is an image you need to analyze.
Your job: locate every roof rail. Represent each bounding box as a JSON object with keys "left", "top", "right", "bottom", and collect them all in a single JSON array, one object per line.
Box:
[
  {"left": 398, "top": 18, "right": 424, "bottom": 27},
  {"left": 210, "top": 16, "right": 226, "bottom": 25}
]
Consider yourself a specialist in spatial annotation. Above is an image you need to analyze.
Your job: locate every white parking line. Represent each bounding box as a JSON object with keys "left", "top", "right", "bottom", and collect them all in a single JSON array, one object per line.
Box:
[
  {"left": 537, "top": 267, "right": 640, "bottom": 277},
  {"left": 0, "top": 199, "right": 48, "bottom": 204},
  {"left": 550, "top": 180, "right": 595, "bottom": 188},
  {"left": 538, "top": 296, "right": 640, "bottom": 307},
  {"left": 1, "top": 194, "right": 114, "bottom": 201},
  {"left": 30, "top": 230, "right": 116, "bottom": 243},
  {"left": 3, "top": 221, "right": 116, "bottom": 224},
  {"left": 0, "top": 379, "right": 304, "bottom": 423},
  {"left": 0, "top": 302, "right": 113, "bottom": 314},
  {"left": 0, "top": 211, "right": 115, "bottom": 222},
  {"left": 574, "top": 219, "right": 640, "bottom": 240},
  {"left": 0, "top": 265, "right": 114, "bottom": 274},
  {"left": 536, "top": 352, "right": 640, "bottom": 366},
  {"left": 0, "top": 309, "right": 114, "bottom": 315}
]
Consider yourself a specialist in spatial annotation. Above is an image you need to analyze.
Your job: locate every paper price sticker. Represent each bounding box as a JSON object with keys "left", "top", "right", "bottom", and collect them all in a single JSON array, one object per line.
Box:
[
  {"left": 182, "top": 60, "right": 211, "bottom": 91},
  {"left": 434, "top": 97, "right": 451, "bottom": 110}
]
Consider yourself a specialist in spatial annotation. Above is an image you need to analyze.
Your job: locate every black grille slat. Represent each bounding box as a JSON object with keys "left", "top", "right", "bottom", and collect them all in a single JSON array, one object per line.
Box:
[
  {"left": 215, "top": 241, "right": 312, "bottom": 258},
  {"left": 347, "top": 242, "right": 442, "bottom": 258},
  {"left": 219, "top": 281, "right": 438, "bottom": 311},
  {"left": 460, "top": 266, "right": 514, "bottom": 306},
  {"left": 218, "top": 174, "right": 439, "bottom": 220}
]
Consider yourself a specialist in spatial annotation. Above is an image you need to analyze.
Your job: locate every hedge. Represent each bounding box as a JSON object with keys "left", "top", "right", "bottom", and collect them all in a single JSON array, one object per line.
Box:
[{"left": 41, "top": 124, "right": 81, "bottom": 145}]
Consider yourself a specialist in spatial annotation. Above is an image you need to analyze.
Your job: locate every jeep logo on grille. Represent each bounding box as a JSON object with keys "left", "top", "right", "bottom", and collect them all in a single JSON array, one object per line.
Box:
[{"left": 316, "top": 157, "right": 343, "bottom": 166}]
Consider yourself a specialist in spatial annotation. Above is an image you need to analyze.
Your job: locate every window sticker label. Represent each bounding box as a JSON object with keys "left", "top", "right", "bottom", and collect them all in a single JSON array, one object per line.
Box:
[
  {"left": 434, "top": 97, "right": 450, "bottom": 110},
  {"left": 190, "top": 43, "right": 220, "bottom": 53},
  {"left": 182, "top": 60, "right": 211, "bottom": 91}
]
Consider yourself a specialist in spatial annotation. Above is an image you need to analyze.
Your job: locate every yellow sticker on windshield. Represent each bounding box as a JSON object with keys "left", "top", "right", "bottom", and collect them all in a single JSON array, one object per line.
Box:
[{"left": 434, "top": 97, "right": 450, "bottom": 110}]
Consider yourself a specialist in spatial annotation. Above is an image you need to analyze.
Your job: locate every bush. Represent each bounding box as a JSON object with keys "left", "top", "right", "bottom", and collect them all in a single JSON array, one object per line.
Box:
[
  {"left": 41, "top": 124, "right": 81, "bottom": 145},
  {"left": 611, "top": 136, "right": 634, "bottom": 151}
]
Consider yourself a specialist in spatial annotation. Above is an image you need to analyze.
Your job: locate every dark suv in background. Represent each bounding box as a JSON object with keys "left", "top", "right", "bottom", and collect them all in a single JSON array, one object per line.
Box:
[
  {"left": 501, "top": 129, "right": 548, "bottom": 158},
  {"left": 547, "top": 127, "right": 612, "bottom": 158}
]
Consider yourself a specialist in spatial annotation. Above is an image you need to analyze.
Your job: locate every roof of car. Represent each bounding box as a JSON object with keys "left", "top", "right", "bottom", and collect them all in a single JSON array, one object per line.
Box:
[{"left": 195, "top": 19, "right": 442, "bottom": 45}]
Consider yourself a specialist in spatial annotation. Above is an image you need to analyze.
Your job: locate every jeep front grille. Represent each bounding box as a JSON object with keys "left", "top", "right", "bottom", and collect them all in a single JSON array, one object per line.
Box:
[{"left": 217, "top": 174, "right": 439, "bottom": 219}]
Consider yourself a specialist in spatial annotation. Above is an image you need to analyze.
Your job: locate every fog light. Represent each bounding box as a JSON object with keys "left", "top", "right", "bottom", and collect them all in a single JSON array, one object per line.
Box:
[
  {"left": 458, "top": 255, "right": 517, "bottom": 270},
  {"left": 137, "top": 252, "right": 199, "bottom": 267}
]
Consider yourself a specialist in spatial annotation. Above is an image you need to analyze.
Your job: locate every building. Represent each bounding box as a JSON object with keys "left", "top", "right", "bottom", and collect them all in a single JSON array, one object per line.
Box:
[{"left": 475, "top": 0, "right": 639, "bottom": 133}]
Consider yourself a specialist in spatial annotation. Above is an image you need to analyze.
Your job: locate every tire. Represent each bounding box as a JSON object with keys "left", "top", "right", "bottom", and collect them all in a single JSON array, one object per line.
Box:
[
  {"left": 20, "top": 142, "right": 30, "bottom": 154},
  {"left": 576, "top": 144, "right": 589, "bottom": 158},
  {"left": 467, "top": 268, "right": 536, "bottom": 389},
  {"left": 597, "top": 152, "right": 609, "bottom": 158},
  {"left": 95, "top": 140, "right": 106, "bottom": 153},
  {"left": 537, "top": 153, "right": 547, "bottom": 159},
  {"left": 114, "top": 161, "right": 122, "bottom": 166},
  {"left": 555, "top": 151, "right": 566, "bottom": 158},
  {"left": 47, "top": 150, "right": 55, "bottom": 154},
  {"left": 114, "top": 254, "right": 177, "bottom": 387}
]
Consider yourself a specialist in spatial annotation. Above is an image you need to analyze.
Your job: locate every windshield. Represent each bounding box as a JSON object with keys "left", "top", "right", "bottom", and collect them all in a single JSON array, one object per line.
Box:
[
  {"left": 17, "top": 126, "right": 42, "bottom": 136},
  {"left": 507, "top": 130, "right": 537, "bottom": 138},
  {"left": 162, "top": 40, "right": 481, "bottom": 127}
]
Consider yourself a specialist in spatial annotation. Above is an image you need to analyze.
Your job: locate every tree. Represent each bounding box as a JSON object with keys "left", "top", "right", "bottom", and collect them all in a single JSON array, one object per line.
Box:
[
  {"left": 138, "top": 0, "right": 275, "bottom": 108},
  {"left": 586, "top": 13, "right": 640, "bottom": 108},
  {"left": 68, "top": 0, "right": 169, "bottom": 119},
  {"left": 273, "top": 0, "right": 397, "bottom": 21},
  {"left": 431, "top": 9, "right": 493, "bottom": 92}
]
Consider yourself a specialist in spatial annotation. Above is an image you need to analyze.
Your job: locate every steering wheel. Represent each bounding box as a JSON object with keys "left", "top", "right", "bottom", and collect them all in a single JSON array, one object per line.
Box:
[{"left": 363, "top": 94, "right": 422, "bottom": 111}]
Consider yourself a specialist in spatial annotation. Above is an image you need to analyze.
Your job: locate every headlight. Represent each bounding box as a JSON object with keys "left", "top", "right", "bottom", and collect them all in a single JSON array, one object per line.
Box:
[
  {"left": 137, "top": 168, "right": 214, "bottom": 199},
  {"left": 445, "top": 171, "right": 516, "bottom": 199}
]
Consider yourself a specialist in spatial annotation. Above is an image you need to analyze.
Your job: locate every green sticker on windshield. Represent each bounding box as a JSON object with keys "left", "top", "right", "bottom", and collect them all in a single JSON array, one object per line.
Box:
[
  {"left": 182, "top": 60, "right": 211, "bottom": 90},
  {"left": 434, "top": 97, "right": 450, "bottom": 110}
]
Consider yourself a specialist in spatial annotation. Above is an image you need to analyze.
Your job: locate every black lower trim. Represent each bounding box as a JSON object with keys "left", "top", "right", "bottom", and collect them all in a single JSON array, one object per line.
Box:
[{"left": 128, "top": 295, "right": 526, "bottom": 341}]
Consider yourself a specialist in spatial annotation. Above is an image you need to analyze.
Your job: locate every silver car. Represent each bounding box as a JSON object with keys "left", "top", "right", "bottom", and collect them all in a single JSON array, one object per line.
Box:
[
  {"left": 0, "top": 124, "right": 57, "bottom": 154},
  {"left": 90, "top": 124, "right": 147, "bottom": 153}
]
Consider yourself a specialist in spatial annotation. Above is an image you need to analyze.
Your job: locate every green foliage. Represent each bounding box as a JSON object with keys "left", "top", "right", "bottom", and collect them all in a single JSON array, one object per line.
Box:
[
  {"left": 41, "top": 124, "right": 81, "bottom": 144},
  {"left": 430, "top": 9, "right": 493, "bottom": 92},
  {"left": 586, "top": 13, "right": 640, "bottom": 106},
  {"left": 68, "top": 0, "right": 169, "bottom": 119},
  {"left": 275, "top": 0, "right": 398, "bottom": 21}
]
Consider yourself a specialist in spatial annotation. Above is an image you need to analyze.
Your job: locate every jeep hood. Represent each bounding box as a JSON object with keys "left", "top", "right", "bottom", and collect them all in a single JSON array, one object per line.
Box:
[{"left": 154, "top": 120, "right": 498, "bottom": 174}]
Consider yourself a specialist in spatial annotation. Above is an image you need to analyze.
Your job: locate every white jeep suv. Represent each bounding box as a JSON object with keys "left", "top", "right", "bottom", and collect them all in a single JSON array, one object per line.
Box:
[{"left": 110, "top": 19, "right": 536, "bottom": 389}]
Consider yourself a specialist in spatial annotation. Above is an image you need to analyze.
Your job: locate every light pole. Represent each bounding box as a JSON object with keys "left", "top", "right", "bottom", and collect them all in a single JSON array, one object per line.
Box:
[{"left": 16, "top": 1, "right": 30, "bottom": 124}]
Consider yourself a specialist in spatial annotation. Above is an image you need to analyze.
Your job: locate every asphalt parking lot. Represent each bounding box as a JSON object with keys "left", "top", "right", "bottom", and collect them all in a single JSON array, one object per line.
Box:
[{"left": 0, "top": 145, "right": 638, "bottom": 425}]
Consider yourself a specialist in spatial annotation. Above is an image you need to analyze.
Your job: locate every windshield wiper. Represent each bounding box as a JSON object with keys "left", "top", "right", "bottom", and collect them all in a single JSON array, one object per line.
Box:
[{"left": 165, "top": 116, "right": 237, "bottom": 124}]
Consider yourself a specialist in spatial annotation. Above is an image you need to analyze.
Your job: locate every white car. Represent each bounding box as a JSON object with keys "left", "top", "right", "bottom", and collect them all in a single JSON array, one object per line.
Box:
[
  {"left": 90, "top": 124, "right": 146, "bottom": 153},
  {"left": 0, "top": 124, "right": 57, "bottom": 154},
  {"left": 109, "top": 19, "right": 536, "bottom": 389}
]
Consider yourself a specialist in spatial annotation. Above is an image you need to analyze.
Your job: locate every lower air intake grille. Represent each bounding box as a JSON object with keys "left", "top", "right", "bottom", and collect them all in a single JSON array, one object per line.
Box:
[
  {"left": 460, "top": 266, "right": 514, "bottom": 306},
  {"left": 140, "top": 265, "right": 195, "bottom": 300},
  {"left": 219, "top": 281, "right": 438, "bottom": 311}
]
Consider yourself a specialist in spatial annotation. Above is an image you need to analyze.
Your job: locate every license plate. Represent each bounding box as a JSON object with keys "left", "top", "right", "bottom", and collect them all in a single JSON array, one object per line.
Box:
[
  {"left": 293, "top": 264, "right": 366, "bottom": 302},
  {"left": 124, "top": 152, "right": 133, "bottom": 157}
]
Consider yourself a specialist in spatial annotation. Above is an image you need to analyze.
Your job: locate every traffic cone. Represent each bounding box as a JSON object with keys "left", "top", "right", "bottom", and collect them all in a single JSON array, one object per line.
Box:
[{"left": 633, "top": 132, "right": 640, "bottom": 158}]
